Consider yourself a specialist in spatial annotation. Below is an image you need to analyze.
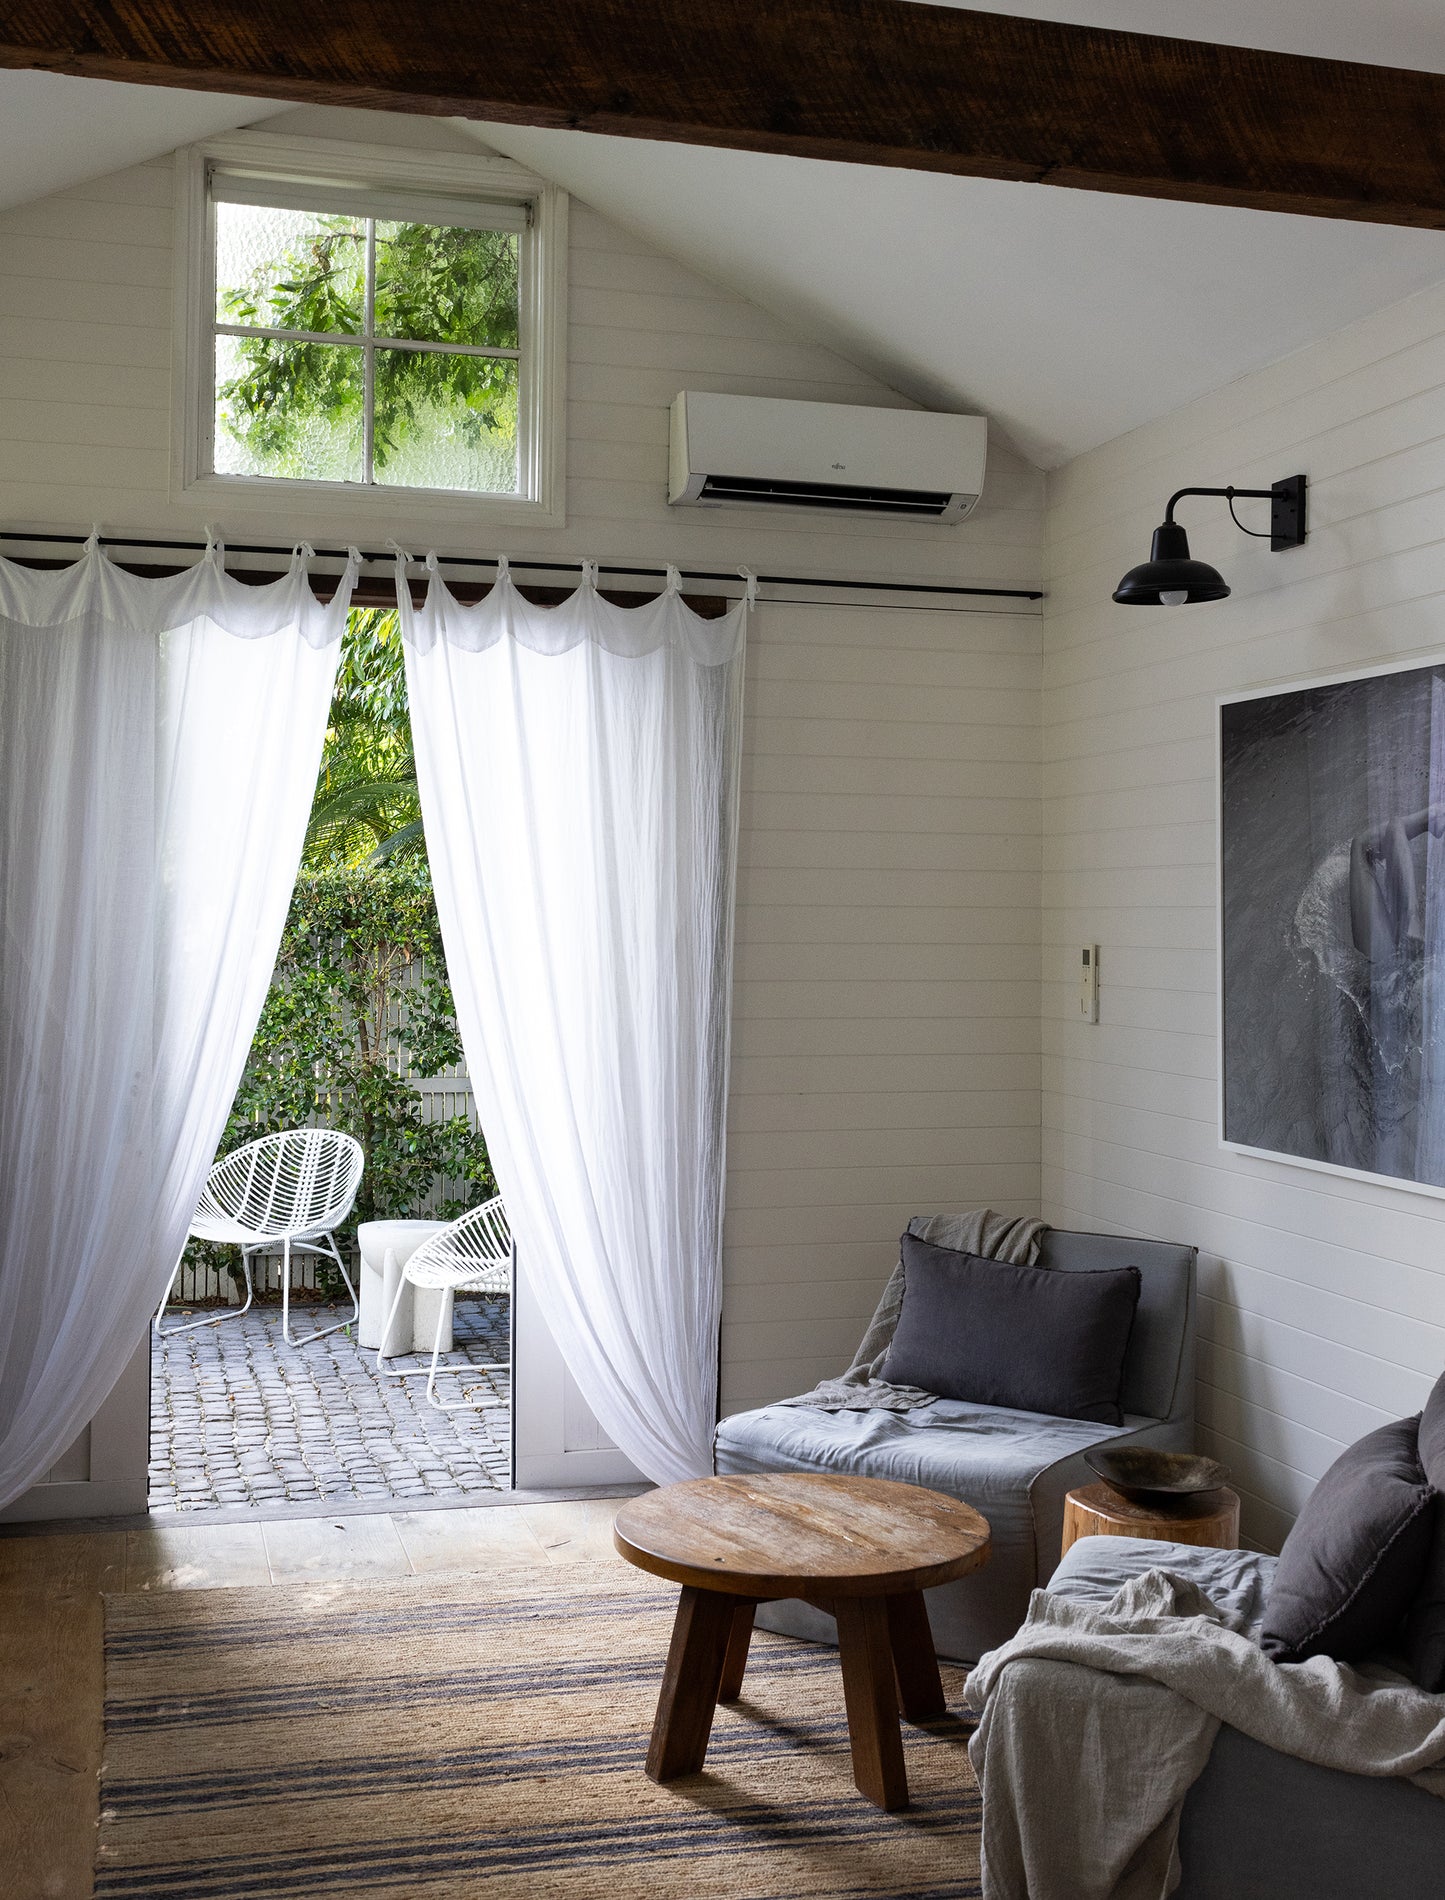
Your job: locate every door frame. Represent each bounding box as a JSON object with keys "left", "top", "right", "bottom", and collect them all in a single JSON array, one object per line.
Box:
[
  {"left": 510, "top": 1248, "right": 641, "bottom": 1489},
  {"left": 0, "top": 1334, "right": 151, "bottom": 1522}
]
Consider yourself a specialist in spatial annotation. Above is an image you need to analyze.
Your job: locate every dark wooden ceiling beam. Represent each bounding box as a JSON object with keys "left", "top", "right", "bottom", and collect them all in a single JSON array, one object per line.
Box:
[{"left": 2, "top": 1, "right": 1445, "bottom": 229}]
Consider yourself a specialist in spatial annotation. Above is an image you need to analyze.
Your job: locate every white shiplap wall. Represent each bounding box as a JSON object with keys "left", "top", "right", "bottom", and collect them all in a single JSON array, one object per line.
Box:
[
  {"left": 0, "top": 115, "right": 1044, "bottom": 1427},
  {"left": 724, "top": 597, "right": 1041, "bottom": 1411},
  {"left": 1042, "top": 274, "right": 1445, "bottom": 1551}
]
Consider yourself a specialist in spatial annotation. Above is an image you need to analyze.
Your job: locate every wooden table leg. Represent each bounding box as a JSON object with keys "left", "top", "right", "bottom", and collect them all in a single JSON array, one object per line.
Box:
[
  {"left": 645, "top": 1585, "right": 737, "bottom": 1782},
  {"left": 834, "top": 1595, "right": 910, "bottom": 1811},
  {"left": 885, "top": 1589, "right": 947, "bottom": 1721},
  {"left": 718, "top": 1600, "right": 755, "bottom": 1703}
]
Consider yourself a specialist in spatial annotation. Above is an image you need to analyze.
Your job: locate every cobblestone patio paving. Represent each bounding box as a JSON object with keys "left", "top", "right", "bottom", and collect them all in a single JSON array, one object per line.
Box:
[{"left": 149, "top": 1296, "right": 510, "bottom": 1512}]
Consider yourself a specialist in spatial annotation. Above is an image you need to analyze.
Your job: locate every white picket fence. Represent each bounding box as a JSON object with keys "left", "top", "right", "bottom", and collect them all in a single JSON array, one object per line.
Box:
[{"left": 174, "top": 956, "right": 482, "bottom": 1305}]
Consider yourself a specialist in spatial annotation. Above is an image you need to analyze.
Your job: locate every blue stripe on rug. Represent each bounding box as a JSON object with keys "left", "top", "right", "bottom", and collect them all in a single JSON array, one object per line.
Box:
[
  {"left": 102, "top": 1711, "right": 978, "bottom": 1818},
  {"left": 96, "top": 1792, "right": 983, "bottom": 1899},
  {"left": 103, "top": 1643, "right": 832, "bottom": 1733}
]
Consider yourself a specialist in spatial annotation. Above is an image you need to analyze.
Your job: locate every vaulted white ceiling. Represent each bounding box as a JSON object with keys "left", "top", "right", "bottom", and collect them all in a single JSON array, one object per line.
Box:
[
  {"left": 470, "top": 0, "right": 1445, "bottom": 465},
  {"left": 474, "top": 123, "right": 1445, "bottom": 469},
  {"left": 917, "top": 0, "right": 1445, "bottom": 72},
  {"left": 2, "top": 1, "right": 1444, "bottom": 467},
  {"left": 0, "top": 70, "right": 286, "bottom": 212}
]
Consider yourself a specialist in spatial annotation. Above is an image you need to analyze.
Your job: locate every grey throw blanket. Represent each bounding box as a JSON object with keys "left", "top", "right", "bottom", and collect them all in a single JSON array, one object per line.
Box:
[
  {"left": 966, "top": 1569, "right": 1445, "bottom": 1900},
  {"left": 778, "top": 1208, "right": 1047, "bottom": 1413}
]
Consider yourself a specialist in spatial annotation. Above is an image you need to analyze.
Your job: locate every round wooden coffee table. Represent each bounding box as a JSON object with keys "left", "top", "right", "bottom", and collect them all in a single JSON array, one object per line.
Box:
[{"left": 613, "top": 1472, "right": 990, "bottom": 1811}]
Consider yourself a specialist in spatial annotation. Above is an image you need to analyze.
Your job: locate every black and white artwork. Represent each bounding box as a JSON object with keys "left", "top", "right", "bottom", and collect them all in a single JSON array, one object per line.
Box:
[{"left": 1221, "top": 659, "right": 1445, "bottom": 1192}]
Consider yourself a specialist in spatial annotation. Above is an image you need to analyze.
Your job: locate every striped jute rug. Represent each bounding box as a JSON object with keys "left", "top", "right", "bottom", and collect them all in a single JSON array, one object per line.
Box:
[{"left": 98, "top": 1561, "right": 981, "bottom": 1899}]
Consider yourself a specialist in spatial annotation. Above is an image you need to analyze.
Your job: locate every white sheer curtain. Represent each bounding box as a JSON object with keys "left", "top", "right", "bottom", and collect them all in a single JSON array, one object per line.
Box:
[
  {"left": 0, "top": 539, "right": 354, "bottom": 1507},
  {"left": 400, "top": 557, "right": 748, "bottom": 1484}
]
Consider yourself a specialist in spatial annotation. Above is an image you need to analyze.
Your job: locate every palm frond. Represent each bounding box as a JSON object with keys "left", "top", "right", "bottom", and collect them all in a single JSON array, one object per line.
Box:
[{"left": 367, "top": 820, "right": 426, "bottom": 865}]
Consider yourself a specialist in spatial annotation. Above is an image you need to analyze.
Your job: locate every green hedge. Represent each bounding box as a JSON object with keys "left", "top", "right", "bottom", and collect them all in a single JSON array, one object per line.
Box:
[{"left": 187, "top": 858, "right": 494, "bottom": 1297}]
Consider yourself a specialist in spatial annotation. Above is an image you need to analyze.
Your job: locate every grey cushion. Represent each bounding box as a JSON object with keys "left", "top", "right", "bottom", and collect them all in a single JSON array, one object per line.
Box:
[
  {"left": 716, "top": 1393, "right": 1131, "bottom": 1506},
  {"left": 1419, "top": 1372, "right": 1445, "bottom": 1483},
  {"left": 1406, "top": 1369, "right": 1445, "bottom": 1691},
  {"left": 1261, "top": 1416, "right": 1434, "bottom": 1665},
  {"left": 1037, "top": 1229, "right": 1196, "bottom": 1423},
  {"left": 1048, "top": 1533, "right": 1275, "bottom": 1636},
  {"left": 880, "top": 1233, "right": 1140, "bottom": 1424}
]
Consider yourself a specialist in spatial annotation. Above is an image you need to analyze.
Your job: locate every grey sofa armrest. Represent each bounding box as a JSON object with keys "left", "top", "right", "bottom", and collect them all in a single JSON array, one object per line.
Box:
[{"left": 1176, "top": 1725, "right": 1445, "bottom": 1900}]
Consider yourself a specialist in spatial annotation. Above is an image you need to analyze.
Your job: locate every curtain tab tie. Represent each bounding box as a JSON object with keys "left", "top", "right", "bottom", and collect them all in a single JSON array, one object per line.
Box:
[
  {"left": 738, "top": 566, "right": 759, "bottom": 608},
  {"left": 581, "top": 559, "right": 599, "bottom": 589},
  {"left": 665, "top": 564, "right": 682, "bottom": 593},
  {"left": 385, "top": 538, "right": 413, "bottom": 568},
  {"left": 495, "top": 555, "right": 510, "bottom": 581}
]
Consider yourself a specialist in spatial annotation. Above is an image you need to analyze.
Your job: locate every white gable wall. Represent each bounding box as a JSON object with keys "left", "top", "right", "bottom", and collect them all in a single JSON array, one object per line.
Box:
[
  {"left": 0, "top": 144, "right": 1042, "bottom": 587},
  {"left": 1042, "top": 278, "right": 1445, "bottom": 1550},
  {"left": 0, "top": 129, "right": 1044, "bottom": 1425}
]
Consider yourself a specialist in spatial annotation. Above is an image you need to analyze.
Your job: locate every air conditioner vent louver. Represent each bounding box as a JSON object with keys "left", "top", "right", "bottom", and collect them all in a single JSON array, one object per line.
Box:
[
  {"left": 670, "top": 392, "right": 986, "bottom": 526},
  {"left": 698, "top": 474, "right": 955, "bottom": 516}
]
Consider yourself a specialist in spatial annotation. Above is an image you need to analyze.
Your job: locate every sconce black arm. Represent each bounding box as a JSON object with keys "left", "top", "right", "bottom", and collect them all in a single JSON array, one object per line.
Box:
[
  {"left": 1164, "top": 484, "right": 1272, "bottom": 521},
  {"left": 1163, "top": 476, "right": 1307, "bottom": 552}
]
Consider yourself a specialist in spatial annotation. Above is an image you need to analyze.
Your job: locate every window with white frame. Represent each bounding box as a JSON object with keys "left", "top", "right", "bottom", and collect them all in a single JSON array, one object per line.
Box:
[{"left": 176, "top": 137, "right": 566, "bottom": 520}]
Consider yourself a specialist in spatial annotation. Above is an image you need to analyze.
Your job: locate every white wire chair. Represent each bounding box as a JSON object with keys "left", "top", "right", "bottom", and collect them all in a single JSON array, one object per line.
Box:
[
  {"left": 376, "top": 1195, "right": 512, "bottom": 1411},
  {"left": 156, "top": 1128, "right": 365, "bottom": 1347}
]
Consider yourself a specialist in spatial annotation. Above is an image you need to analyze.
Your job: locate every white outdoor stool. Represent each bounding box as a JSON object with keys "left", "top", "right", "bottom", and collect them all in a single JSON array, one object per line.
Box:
[{"left": 357, "top": 1220, "right": 451, "bottom": 1355}]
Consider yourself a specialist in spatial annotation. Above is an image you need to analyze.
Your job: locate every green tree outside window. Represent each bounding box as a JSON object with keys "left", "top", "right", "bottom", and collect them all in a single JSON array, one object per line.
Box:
[{"left": 213, "top": 201, "right": 522, "bottom": 493}]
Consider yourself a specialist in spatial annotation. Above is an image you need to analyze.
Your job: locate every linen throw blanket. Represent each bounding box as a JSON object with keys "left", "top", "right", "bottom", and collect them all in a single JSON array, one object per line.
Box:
[
  {"left": 965, "top": 1568, "right": 1445, "bottom": 1900},
  {"left": 779, "top": 1208, "right": 1047, "bottom": 1412}
]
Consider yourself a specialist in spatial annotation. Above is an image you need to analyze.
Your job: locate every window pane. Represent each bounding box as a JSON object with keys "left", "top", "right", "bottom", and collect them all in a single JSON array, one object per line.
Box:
[
  {"left": 373, "top": 222, "right": 520, "bottom": 350},
  {"left": 214, "top": 335, "right": 364, "bottom": 483},
  {"left": 215, "top": 201, "right": 365, "bottom": 335},
  {"left": 373, "top": 348, "right": 519, "bottom": 493}
]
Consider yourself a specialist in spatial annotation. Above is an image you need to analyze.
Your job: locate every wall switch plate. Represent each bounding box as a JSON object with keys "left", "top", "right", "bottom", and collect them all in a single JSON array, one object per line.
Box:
[{"left": 1080, "top": 944, "right": 1100, "bottom": 1022}]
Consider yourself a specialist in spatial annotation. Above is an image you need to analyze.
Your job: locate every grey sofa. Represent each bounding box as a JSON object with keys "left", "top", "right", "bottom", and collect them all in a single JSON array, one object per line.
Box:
[
  {"left": 1049, "top": 1534, "right": 1445, "bottom": 1899},
  {"left": 714, "top": 1226, "right": 1197, "bottom": 1662}
]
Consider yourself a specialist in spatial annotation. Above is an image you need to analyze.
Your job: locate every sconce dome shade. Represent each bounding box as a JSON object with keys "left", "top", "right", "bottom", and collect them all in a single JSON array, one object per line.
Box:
[{"left": 1113, "top": 520, "right": 1230, "bottom": 606}]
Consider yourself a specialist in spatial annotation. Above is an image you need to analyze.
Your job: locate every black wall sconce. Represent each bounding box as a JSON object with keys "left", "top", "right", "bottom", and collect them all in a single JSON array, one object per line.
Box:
[{"left": 1113, "top": 474, "right": 1307, "bottom": 606}]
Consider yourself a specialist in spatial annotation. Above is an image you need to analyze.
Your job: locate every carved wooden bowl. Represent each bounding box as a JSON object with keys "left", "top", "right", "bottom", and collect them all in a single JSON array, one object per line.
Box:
[{"left": 1084, "top": 1446, "right": 1230, "bottom": 1503}]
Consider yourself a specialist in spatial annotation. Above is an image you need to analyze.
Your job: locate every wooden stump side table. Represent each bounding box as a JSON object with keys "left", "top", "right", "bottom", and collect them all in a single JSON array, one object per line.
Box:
[
  {"left": 613, "top": 1472, "right": 990, "bottom": 1812},
  {"left": 1061, "top": 1482, "right": 1241, "bottom": 1559}
]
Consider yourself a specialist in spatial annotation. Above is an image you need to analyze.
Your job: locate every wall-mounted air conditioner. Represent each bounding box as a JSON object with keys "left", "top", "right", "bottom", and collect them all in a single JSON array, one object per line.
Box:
[{"left": 668, "top": 391, "right": 987, "bottom": 524}]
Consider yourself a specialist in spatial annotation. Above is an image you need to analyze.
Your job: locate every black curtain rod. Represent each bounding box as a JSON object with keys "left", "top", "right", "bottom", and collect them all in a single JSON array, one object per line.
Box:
[{"left": 0, "top": 528, "right": 1043, "bottom": 602}]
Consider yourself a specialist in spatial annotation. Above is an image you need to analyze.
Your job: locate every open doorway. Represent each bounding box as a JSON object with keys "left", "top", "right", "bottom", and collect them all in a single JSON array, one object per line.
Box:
[{"left": 149, "top": 607, "right": 512, "bottom": 1514}]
